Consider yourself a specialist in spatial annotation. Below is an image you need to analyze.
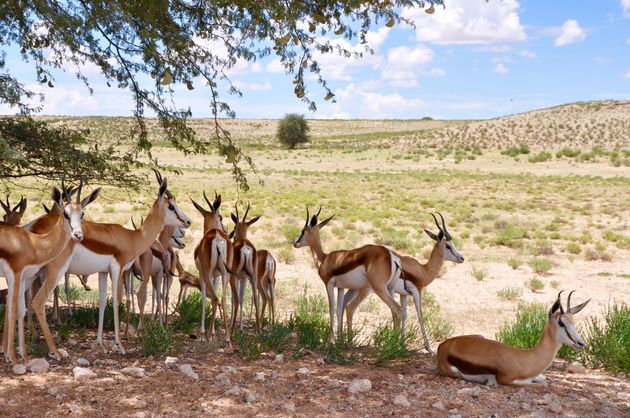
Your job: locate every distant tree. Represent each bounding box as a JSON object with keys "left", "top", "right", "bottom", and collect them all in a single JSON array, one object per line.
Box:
[
  {"left": 277, "top": 114, "right": 310, "bottom": 149},
  {"left": 0, "top": 0, "right": 444, "bottom": 190}
]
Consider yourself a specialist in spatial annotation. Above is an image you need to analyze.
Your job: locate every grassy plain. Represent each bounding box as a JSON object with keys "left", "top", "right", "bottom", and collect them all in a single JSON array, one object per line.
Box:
[{"left": 10, "top": 100, "right": 630, "bottom": 348}]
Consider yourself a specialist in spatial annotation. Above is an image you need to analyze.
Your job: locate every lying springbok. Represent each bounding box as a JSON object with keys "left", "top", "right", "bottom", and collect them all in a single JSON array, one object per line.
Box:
[
  {"left": 344, "top": 213, "right": 464, "bottom": 354},
  {"left": 437, "top": 291, "right": 590, "bottom": 388}
]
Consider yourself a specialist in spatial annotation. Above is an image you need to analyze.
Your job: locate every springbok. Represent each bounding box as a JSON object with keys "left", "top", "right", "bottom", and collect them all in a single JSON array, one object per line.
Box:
[
  {"left": 192, "top": 191, "right": 234, "bottom": 341},
  {"left": 0, "top": 195, "right": 27, "bottom": 226},
  {"left": 0, "top": 185, "right": 96, "bottom": 363},
  {"left": 344, "top": 213, "right": 464, "bottom": 354},
  {"left": 293, "top": 207, "right": 403, "bottom": 342},
  {"left": 437, "top": 291, "right": 590, "bottom": 388}
]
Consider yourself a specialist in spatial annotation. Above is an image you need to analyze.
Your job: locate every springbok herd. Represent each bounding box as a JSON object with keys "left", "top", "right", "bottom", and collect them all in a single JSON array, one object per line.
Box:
[{"left": 0, "top": 171, "right": 590, "bottom": 388}]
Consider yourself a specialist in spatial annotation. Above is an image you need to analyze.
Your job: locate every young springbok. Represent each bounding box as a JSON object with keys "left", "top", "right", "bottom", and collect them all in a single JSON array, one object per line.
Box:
[{"left": 437, "top": 291, "right": 590, "bottom": 388}]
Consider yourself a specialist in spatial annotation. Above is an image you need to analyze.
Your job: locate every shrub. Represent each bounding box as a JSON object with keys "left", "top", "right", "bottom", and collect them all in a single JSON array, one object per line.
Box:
[
  {"left": 582, "top": 304, "right": 630, "bottom": 373},
  {"left": 565, "top": 243, "right": 581, "bottom": 254},
  {"left": 292, "top": 285, "right": 330, "bottom": 349},
  {"left": 277, "top": 113, "right": 310, "bottom": 149},
  {"left": 492, "top": 225, "right": 527, "bottom": 248},
  {"left": 497, "top": 286, "right": 523, "bottom": 301},
  {"left": 528, "top": 151, "right": 552, "bottom": 163},
  {"left": 171, "top": 291, "right": 212, "bottom": 334},
  {"left": 496, "top": 303, "right": 576, "bottom": 360},
  {"left": 527, "top": 277, "right": 545, "bottom": 292},
  {"left": 372, "top": 325, "right": 417, "bottom": 366},
  {"left": 507, "top": 257, "right": 523, "bottom": 270},
  {"left": 528, "top": 257, "right": 553, "bottom": 274},
  {"left": 422, "top": 290, "right": 454, "bottom": 341},
  {"left": 138, "top": 318, "right": 173, "bottom": 356},
  {"left": 472, "top": 267, "right": 487, "bottom": 281}
]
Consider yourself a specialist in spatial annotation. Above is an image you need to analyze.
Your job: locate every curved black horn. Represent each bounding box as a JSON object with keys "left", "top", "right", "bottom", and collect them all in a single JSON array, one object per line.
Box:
[
  {"left": 203, "top": 190, "right": 213, "bottom": 210},
  {"left": 437, "top": 212, "right": 451, "bottom": 239},
  {"left": 76, "top": 178, "right": 83, "bottom": 203},
  {"left": 315, "top": 206, "right": 322, "bottom": 219},
  {"left": 0, "top": 195, "right": 9, "bottom": 212},
  {"left": 305, "top": 205, "right": 310, "bottom": 227},
  {"left": 234, "top": 201, "right": 240, "bottom": 221},
  {"left": 567, "top": 290, "right": 575, "bottom": 312},
  {"left": 131, "top": 217, "right": 138, "bottom": 231},
  {"left": 430, "top": 213, "right": 442, "bottom": 232},
  {"left": 557, "top": 290, "right": 565, "bottom": 314},
  {"left": 243, "top": 201, "right": 250, "bottom": 222}
]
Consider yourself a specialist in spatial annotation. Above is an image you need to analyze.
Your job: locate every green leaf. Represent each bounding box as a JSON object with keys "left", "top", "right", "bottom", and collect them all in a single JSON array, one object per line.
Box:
[
  {"left": 277, "top": 33, "right": 291, "bottom": 46},
  {"left": 308, "top": 23, "right": 316, "bottom": 33},
  {"left": 334, "top": 25, "right": 344, "bottom": 35},
  {"left": 47, "top": 81, "right": 54, "bottom": 88},
  {"left": 386, "top": 17, "right": 395, "bottom": 28},
  {"left": 324, "top": 91, "right": 334, "bottom": 101},
  {"left": 186, "top": 81, "right": 194, "bottom": 90},
  {"left": 161, "top": 68, "right": 173, "bottom": 85},
  {"left": 294, "top": 85, "right": 305, "bottom": 98}
]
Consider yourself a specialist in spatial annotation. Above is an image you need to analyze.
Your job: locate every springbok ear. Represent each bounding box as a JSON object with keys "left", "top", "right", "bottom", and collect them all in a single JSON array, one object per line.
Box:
[
  {"left": 189, "top": 197, "right": 207, "bottom": 215},
  {"left": 42, "top": 203, "right": 51, "bottom": 214},
  {"left": 158, "top": 178, "right": 168, "bottom": 199},
  {"left": 310, "top": 215, "right": 318, "bottom": 228},
  {"left": 18, "top": 197, "right": 27, "bottom": 214},
  {"left": 318, "top": 215, "right": 334, "bottom": 229},
  {"left": 81, "top": 187, "right": 101, "bottom": 208},
  {"left": 569, "top": 299, "right": 591, "bottom": 315},
  {"left": 51, "top": 187, "right": 63, "bottom": 207},
  {"left": 247, "top": 215, "right": 261, "bottom": 226},
  {"left": 228, "top": 229, "right": 235, "bottom": 239},
  {"left": 231, "top": 213, "right": 238, "bottom": 224},
  {"left": 424, "top": 229, "right": 439, "bottom": 242},
  {"left": 213, "top": 195, "right": 222, "bottom": 211}
]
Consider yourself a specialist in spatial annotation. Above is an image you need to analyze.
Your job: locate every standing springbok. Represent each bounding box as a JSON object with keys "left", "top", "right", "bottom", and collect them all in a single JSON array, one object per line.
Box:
[
  {"left": 437, "top": 291, "right": 590, "bottom": 388},
  {"left": 192, "top": 191, "right": 234, "bottom": 341},
  {"left": 293, "top": 207, "right": 403, "bottom": 341},
  {"left": 344, "top": 213, "right": 464, "bottom": 354},
  {"left": 30, "top": 172, "right": 190, "bottom": 359},
  {"left": 0, "top": 195, "right": 27, "bottom": 226},
  {"left": 0, "top": 186, "right": 95, "bottom": 363}
]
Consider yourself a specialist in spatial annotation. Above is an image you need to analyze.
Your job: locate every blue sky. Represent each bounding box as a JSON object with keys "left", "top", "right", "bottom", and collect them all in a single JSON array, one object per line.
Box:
[{"left": 2, "top": 0, "right": 630, "bottom": 120}]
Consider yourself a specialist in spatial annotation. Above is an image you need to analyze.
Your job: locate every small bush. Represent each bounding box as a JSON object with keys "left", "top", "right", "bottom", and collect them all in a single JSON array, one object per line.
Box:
[
  {"left": 550, "top": 280, "right": 560, "bottom": 289},
  {"left": 497, "top": 286, "right": 523, "bottom": 301},
  {"left": 471, "top": 266, "right": 487, "bottom": 281},
  {"left": 422, "top": 290, "right": 454, "bottom": 341},
  {"left": 171, "top": 291, "right": 212, "bottom": 334},
  {"left": 528, "top": 257, "right": 553, "bottom": 274},
  {"left": 277, "top": 113, "right": 310, "bottom": 149},
  {"left": 492, "top": 225, "right": 527, "bottom": 248},
  {"left": 372, "top": 325, "right": 416, "bottom": 366},
  {"left": 583, "top": 304, "right": 630, "bottom": 373},
  {"left": 565, "top": 243, "right": 581, "bottom": 254},
  {"left": 138, "top": 318, "right": 172, "bottom": 356},
  {"left": 293, "top": 285, "right": 330, "bottom": 349},
  {"left": 507, "top": 258, "right": 523, "bottom": 270},
  {"left": 528, "top": 151, "right": 552, "bottom": 163},
  {"left": 527, "top": 277, "right": 545, "bottom": 292},
  {"left": 234, "top": 330, "right": 262, "bottom": 359}
]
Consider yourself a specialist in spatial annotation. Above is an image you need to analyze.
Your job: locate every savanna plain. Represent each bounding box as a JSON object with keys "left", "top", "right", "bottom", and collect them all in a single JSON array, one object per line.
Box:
[{"left": 1, "top": 100, "right": 629, "bottom": 417}]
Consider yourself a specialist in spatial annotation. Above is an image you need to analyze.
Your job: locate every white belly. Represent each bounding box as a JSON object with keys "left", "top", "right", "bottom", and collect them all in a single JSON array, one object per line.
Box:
[
  {"left": 68, "top": 245, "right": 115, "bottom": 275},
  {"left": 332, "top": 266, "right": 368, "bottom": 289},
  {"left": 393, "top": 278, "right": 418, "bottom": 296}
]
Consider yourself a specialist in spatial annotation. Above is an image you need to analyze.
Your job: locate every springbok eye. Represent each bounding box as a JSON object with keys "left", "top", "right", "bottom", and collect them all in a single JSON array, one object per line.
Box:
[
  {"left": 445, "top": 244, "right": 452, "bottom": 250},
  {"left": 81, "top": 213, "right": 85, "bottom": 219},
  {"left": 64, "top": 212, "right": 70, "bottom": 220},
  {"left": 558, "top": 319, "right": 565, "bottom": 327},
  {"left": 168, "top": 203, "right": 175, "bottom": 211}
]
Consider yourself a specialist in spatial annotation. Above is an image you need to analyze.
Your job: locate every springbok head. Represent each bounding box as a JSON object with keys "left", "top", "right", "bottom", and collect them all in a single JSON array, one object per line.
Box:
[
  {"left": 190, "top": 189, "right": 226, "bottom": 234},
  {"left": 424, "top": 212, "right": 464, "bottom": 264},
  {"left": 549, "top": 291, "right": 590, "bottom": 351},
  {"left": 56, "top": 179, "right": 101, "bottom": 242},
  {"left": 153, "top": 170, "right": 191, "bottom": 230},
  {"left": 229, "top": 201, "right": 261, "bottom": 241},
  {"left": 293, "top": 206, "right": 334, "bottom": 248},
  {"left": 1, "top": 195, "right": 27, "bottom": 226}
]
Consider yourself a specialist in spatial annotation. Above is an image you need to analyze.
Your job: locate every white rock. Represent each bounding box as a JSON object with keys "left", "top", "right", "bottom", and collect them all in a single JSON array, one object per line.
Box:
[
  {"left": 274, "top": 354, "right": 285, "bottom": 362},
  {"left": 348, "top": 378, "right": 372, "bottom": 394},
  {"left": 77, "top": 358, "right": 90, "bottom": 367},
  {"left": 432, "top": 401, "right": 445, "bottom": 410},
  {"left": 121, "top": 398, "right": 147, "bottom": 409},
  {"left": 297, "top": 367, "right": 310, "bottom": 375},
  {"left": 73, "top": 367, "right": 97, "bottom": 380},
  {"left": 135, "top": 413, "right": 146, "bottom": 418},
  {"left": 549, "top": 402, "right": 562, "bottom": 414},
  {"left": 67, "top": 338, "right": 78, "bottom": 346},
  {"left": 165, "top": 356, "right": 180, "bottom": 368},
  {"left": 27, "top": 358, "right": 50, "bottom": 374},
  {"left": 225, "top": 386, "right": 242, "bottom": 396},
  {"left": 316, "top": 357, "right": 325, "bottom": 365},
  {"left": 284, "top": 402, "right": 296, "bottom": 414},
  {"left": 243, "top": 390, "right": 256, "bottom": 403},
  {"left": 121, "top": 367, "right": 146, "bottom": 378},
  {"left": 12, "top": 364, "right": 27, "bottom": 375},
  {"left": 215, "top": 372, "right": 230, "bottom": 387},
  {"left": 57, "top": 348, "right": 69, "bottom": 358},
  {"left": 179, "top": 364, "right": 199, "bottom": 381},
  {"left": 47, "top": 387, "right": 61, "bottom": 396},
  {"left": 67, "top": 403, "right": 82, "bottom": 414},
  {"left": 253, "top": 372, "right": 266, "bottom": 382},
  {"left": 221, "top": 365, "right": 237, "bottom": 375},
  {"left": 567, "top": 362, "right": 586, "bottom": 374},
  {"left": 393, "top": 394, "right": 411, "bottom": 407}
]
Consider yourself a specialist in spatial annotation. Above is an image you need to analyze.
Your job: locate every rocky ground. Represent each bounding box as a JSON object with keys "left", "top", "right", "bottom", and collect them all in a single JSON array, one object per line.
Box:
[{"left": 1, "top": 335, "right": 628, "bottom": 418}]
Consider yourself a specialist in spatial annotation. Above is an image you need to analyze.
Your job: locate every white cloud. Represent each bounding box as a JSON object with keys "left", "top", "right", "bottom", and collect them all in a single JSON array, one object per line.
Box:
[
  {"left": 233, "top": 81, "right": 272, "bottom": 91},
  {"left": 386, "top": 45, "right": 434, "bottom": 68},
  {"left": 494, "top": 63, "right": 509, "bottom": 74},
  {"left": 401, "top": 0, "right": 527, "bottom": 45},
  {"left": 519, "top": 50, "right": 537, "bottom": 59},
  {"left": 623, "top": 0, "right": 630, "bottom": 17},
  {"left": 359, "top": 91, "right": 424, "bottom": 115},
  {"left": 625, "top": 70, "right": 630, "bottom": 79},
  {"left": 554, "top": 19, "right": 586, "bottom": 47},
  {"left": 595, "top": 56, "right": 612, "bottom": 64},
  {"left": 430, "top": 68, "right": 446, "bottom": 76},
  {"left": 388, "top": 79, "right": 418, "bottom": 88},
  {"left": 266, "top": 59, "right": 284, "bottom": 73}
]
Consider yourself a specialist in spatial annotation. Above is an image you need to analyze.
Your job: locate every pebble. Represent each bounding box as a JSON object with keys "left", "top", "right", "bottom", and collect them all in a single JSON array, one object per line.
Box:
[
  {"left": 27, "top": 358, "right": 50, "bottom": 374},
  {"left": 58, "top": 348, "right": 69, "bottom": 358},
  {"left": 121, "top": 367, "right": 147, "bottom": 378},
  {"left": 225, "top": 386, "right": 242, "bottom": 396},
  {"left": 348, "top": 378, "right": 372, "bottom": 394},
  {"left": 316, "top": 357, "right": 325, "bottom": 365},
  {"left": 284, "top": 402, "right": 296, "bottom": 414},
  {"left": 77, "top": 358, "right": 90, "bottom": 367},
  {"left": 179, "top": 364, "right": 199, "bottom": 381},
  {"left": 121, "top": 398, "right": 147, "bottom": 409},
  {"left": 432, "top": 401, "right": 445, "bottom": 410},
  {"left": 457, "top": 386, "right": 481, "bottom": 397},
  {"left": 393, "top": 394, "right": 411, "bottom": 407},
  {"left": 243, "top": 390, "right": 257, "bottom": 403},
  {"left": 274, "top": 354, "right": 285, "bottom": 362},
  {"left": 215, "top": 372, "right": 231, "bottom": 386},
  {"left": 67, "top": 403, "right": 82, "bottom": 414},
  {"left": 67, "top": 338, "right": 78, "bottom": 346},
  {"left": 297, "top": 367, "right": 310, "bottom": 375},
  {"left": 135, "top": 413, "right": 146, "bottom": 418},
  {"left": 253, "top": 372, "right": 266, "bottom": 382},
  {"left": 12, "top": 364, "right": 27, "bottom": 375},
  {"left": 549, "top": 402, "right": 562, "bottom": 414},
  {"left": 165, "top": 356, "right": 180, "bottom": 368},
  {"left": 73, "top": 367, "right": 97, "bottom": 380},
  {"left": 221, "top": 366, "right": 238, "bottom": 375},
  {"left": 567, "top": 362, "right": 586, "bottom": 374},
  {"left": 47, "top": 387, "right": 61, "bottom": 396}
]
